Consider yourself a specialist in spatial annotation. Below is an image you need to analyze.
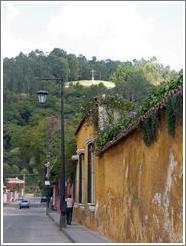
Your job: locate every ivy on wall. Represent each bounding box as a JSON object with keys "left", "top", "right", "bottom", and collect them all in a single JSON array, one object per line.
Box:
[
  {"left": 96, "top": 117, "right": 132, "bottom": 147},
  {"left": 140, "top": 92, "right": 182, "bottom": 145},
  {"left": 140, "top": 112, "right": 158, "bottom": 145},
  {"left": 81, "top": 95, "right": 135, "bottom": 130},
  {"left": 166, "top": 96, "right": 176, "bottom": 137},
  {"left": 95, "top": 71, "right": 183, "bottom": 150},
  {"left": 81, "top": 98, "right": 99, "bottom": 129},
  {"left": 166, "top": 93, "right": 183, "bottom": 137}
]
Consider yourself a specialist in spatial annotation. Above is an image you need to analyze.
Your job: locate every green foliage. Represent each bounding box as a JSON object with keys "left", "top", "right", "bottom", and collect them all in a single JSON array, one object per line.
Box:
[
  {"left": 3, "top": 163, "right": 19, "bottom": 176},
  {"left": 172, "top": 94, "right": 183, "bottom": 119},
  {"left": 96, "top": 73, "right": 183, "bottom": 150},
  {"left": 81, "top": 97, "right": 99, "bottom": 129},
  {"left": 47, "top": 54, "right": 69, "bottom": 80},
  {"left": 68, "top": 54, "right": 80, "bottom": 81},
  {"left": 166, "top": 93, "right": 182, "bottom": 137},
  {"left": 166, "top": 97, "right": 176, "bottom": 136},
  {"left": 138, "top": 72, "right": 182, "bottom": 115},
  {"left": 3, "top": 49, "right": 119, "bottom": 190},
  {"left": 134, "top": 57, "right": 178, "bottom": 85},
  {"left": 111, "top": 64, "right": 153, "bottom": 103},
  {"left": 3, "top": 49, "right": 121, "bottom": 95},
  {"left": 140, "top": 113, "right": 158, "bottom": 145},
  {"left": 103, "top": 95, "right": 135, "bottom": 114},
  {"left": 96, "top": 117, "right": 132, "bottom": 148},
  {"left": 3, "top": 48, "right": 182, "bottom": 189},
  {"left": 81, "top": 93, "right": 135, "bottom": 132},
  {"left": 110, "top": 57, "right": 179, "bottom": 104},
  {"left": 110, "top": 61, "right": 133, "bottom": 83}
]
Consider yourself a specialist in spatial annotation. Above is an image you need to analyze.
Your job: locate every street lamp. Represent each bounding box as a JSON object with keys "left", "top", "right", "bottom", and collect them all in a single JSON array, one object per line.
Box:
[
  {"left": 37, "top": 90, "right": 48, "bottom": 103},
  {"left": 37, "top": 78, "right": 66, "bottom": 229}
]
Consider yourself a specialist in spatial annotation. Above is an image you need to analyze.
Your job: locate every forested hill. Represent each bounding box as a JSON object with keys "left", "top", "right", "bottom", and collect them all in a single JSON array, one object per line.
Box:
[
  {"left": 3, "top": 48, "right": 180, "bottom": 193},
  {"left": 3, "top": 48, "right": 121, "bottom": 95}
]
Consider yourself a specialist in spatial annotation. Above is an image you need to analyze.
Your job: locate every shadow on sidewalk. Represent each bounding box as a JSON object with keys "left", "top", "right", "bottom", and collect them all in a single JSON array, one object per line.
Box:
[{"left": 47, "top": 208, "right": 113, "bottom": 243}]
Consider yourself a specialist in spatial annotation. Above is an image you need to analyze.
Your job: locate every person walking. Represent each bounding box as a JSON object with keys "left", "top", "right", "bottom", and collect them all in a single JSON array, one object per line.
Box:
[{"left": 65, "top": 194, "right": 74, "bottom": 225}]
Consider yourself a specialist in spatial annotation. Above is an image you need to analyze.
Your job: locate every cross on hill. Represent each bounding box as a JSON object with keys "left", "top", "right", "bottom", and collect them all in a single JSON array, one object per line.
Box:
[{"left": 91, "top": 69, "right": 95, "bottom": 81}]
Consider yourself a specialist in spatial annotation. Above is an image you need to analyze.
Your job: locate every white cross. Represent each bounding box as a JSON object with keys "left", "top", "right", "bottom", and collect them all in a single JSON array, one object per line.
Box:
[{"left": 91, "top": 69, "right": 95, "bottom": 81}]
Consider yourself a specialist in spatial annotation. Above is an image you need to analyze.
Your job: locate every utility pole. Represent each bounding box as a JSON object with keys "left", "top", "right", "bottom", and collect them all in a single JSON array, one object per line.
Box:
[
  {"left": 59, "top": 79, "right": 66, "bottom": 229},
  {"left": 37, "top": 77, "right": 66, "bottom": 229},
  {"left": 22, "top": 174, "right": 26, "bottom": 196}
]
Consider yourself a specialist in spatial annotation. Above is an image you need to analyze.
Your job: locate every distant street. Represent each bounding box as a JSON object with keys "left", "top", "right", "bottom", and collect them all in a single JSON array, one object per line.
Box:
[{"left": 3, "top": 197, "right": 72, "bottom": 244}]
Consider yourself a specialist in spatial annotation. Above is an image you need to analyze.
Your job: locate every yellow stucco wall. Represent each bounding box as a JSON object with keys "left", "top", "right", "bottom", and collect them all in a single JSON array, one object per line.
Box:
[
  {"left": 75, "top": 120, "right": 96, "bottom": 205},
  {"left": 74, "top": 113, "right": 183, "bottom": 243},
  {"left": 96, "top": 114, "right": 183, "bottom": 243},
  {"left": 76, "top": 120, "right": 96, "bottom": 149}
]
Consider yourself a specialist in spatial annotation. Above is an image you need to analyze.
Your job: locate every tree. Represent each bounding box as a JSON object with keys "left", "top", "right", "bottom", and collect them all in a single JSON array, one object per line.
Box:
[
  {"left": 68, "top": 54, "right": 80, "bottom": 81},
  {"left": 49, "top": 48, "right": 67, "bottom": 58},
  {"left": 134, "top": 57, "right": 177, "bottom": 85},
  {"left": 47, "top": 54, "right": 69, "bottom": 81},
  {"left": 111, "top": 62, "right": 152, "bottom": 103},
  {"left": 78, "top": 55, "right": 91, "bottom": 80}
]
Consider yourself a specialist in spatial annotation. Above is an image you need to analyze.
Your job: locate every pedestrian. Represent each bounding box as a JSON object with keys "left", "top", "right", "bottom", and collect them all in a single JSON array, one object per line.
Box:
[{"left": 65, "top": 194, "right": 74, "bottom": 225}]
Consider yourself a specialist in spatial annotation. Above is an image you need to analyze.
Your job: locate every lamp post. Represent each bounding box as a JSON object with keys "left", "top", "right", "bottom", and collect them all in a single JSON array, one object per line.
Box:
[
  {"left": 37, "top": 78, "right": 66, "bottom": 229},
  {"left": 36, "top": 90, "right": 48, "bottom": 103}
]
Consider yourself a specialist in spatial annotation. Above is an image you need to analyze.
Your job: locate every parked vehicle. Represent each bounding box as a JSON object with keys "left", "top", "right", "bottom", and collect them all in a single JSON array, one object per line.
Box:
[
  {"left": 19, "top": 199, "right": 30, "bottom": 209},
  {"left": 40, "top": 196, "right": 47, "bottom": 203},
  {"left": 18, "top": 196, "right": 24, "bottom": 201}
]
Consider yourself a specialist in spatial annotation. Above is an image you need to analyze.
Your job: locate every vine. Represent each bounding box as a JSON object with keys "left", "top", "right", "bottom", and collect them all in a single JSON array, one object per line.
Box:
[
  {"left": 166, "top": 93, "right": 182, "bottom": 137},
  {"left": 95, "top": 72, "right": 183, "bottom": 150},
  {"left": 138, "top": 71, "right": 182, "bottom": 116},
  {"left": 171, "top": 93, "right": 183, "bottom": 119},
  {"left": 81, "top": 98, "right": 99, "bottom": 129},
  {"left": 81, "top": 94, "right": 135, "bottom": 131},
  {"left": 166, "top": 96, "right": 176, "bottom": 136},
  {"left": 96, "top": 117, "right": 132, "bottom": 148},
  {"left": 140, "top": 112, "right": 158, "bottom": 145}
]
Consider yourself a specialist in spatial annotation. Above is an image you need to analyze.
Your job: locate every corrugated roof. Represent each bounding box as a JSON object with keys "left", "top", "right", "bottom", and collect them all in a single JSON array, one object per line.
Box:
[{"left": 6, "top": 178, "right": 24, "bottom": 184}]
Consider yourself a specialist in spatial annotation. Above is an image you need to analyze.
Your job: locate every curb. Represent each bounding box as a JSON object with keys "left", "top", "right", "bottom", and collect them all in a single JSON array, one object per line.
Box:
[
  {"left": 47, "top": 212, "right": 76, "bottom": 243},
  {"left": 4, "top": 203, "right": 43, "bottom": 208}
]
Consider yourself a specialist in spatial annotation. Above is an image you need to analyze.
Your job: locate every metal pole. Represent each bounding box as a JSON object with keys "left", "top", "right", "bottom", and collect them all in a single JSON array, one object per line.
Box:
[
  {"left": 23, "top": 174, "right": 25, "bottom": 196},
  {"left": 59, "top": 78, "right": 66, "bottom": 229},
  {"left": 36, "top": 77, "right": 66, "bottom": 228}
]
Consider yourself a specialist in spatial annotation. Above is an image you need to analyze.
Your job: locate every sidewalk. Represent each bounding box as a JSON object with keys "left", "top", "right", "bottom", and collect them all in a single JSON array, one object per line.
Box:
[{"left": 47, "top": 210, "right": 113, "bottom": 243}]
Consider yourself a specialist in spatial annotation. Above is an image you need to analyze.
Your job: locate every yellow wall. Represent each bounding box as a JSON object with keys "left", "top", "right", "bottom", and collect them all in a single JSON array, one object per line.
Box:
[
  {"left": 74, "top": 114, "right": 183, "bottom": 243},
  {"left": 76, "top": 120, "right": 96, "bottom": 149},
  {"left": 75, "top": 120, "right": 96, "bottom": 204}
]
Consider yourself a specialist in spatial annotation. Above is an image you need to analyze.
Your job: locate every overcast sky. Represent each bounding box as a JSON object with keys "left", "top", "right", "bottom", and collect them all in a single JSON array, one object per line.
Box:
[{"left": 1, "top": 1, "right": 185, "bottom": 70}]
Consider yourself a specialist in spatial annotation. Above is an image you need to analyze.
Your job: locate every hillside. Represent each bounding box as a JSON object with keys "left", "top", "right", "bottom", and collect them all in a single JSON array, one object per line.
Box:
[
  {"left": 65, "top": 80, "right": 115, "bottom": 89},
  {"left": 3, "top": 48, "right": 180, "bottom": 193}
]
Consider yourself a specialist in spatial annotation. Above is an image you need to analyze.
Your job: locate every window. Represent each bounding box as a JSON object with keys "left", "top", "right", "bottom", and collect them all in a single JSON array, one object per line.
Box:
[
  {"left": 87, "top": 143, "right": 92, "bottom": 203},
  {"left": 87, "top": 143, "right": 95, "bottom": 203},
  {"left": 79, "top": 153, "right": 83, "bottom": 203}
]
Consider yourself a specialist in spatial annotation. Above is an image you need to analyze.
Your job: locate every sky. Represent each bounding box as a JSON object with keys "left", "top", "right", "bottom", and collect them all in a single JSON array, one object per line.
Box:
[{"left": 1, "top": 1, "right": 185, "bottom": 71}]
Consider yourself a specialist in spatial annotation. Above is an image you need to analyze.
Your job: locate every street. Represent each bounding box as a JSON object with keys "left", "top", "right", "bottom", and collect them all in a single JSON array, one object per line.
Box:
[{"left": 3, "top": 198, "right": 72, "bottom": 244}]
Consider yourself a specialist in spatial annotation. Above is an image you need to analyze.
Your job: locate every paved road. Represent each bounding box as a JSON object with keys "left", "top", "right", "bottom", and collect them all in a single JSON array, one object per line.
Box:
[{"left": 3, "top": 201, "right": 72, "bottom": 243}]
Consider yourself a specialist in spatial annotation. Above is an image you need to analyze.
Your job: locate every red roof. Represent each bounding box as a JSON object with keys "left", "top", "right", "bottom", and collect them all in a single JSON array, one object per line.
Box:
[{"left": 6, "top": 178, "right": 24, "bottom": 184}]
